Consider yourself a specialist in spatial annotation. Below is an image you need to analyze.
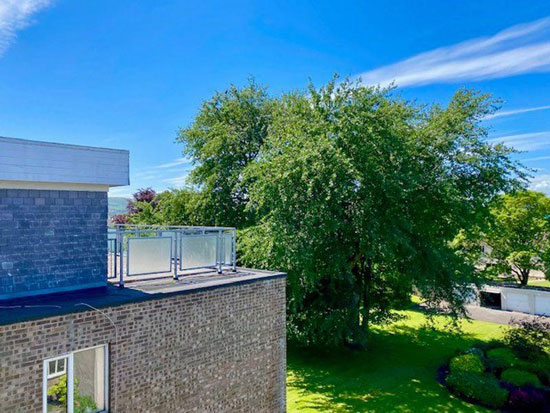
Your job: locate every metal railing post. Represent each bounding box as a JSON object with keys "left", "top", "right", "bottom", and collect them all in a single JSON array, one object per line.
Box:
[
  {"left": 217, "top": 229, "right": 223, "bottom": 274},
  {"left": 173, "top": 230, "right": 179, "bottom": 280},
  {"left": 118, "top": 227, "right": 124, "bottom": 288},
  {"left": 232, "top": 229, "right": 237, "bottom": 272},
  {"left": 113, "top": 234, "right": 117, "bottom": 279}
]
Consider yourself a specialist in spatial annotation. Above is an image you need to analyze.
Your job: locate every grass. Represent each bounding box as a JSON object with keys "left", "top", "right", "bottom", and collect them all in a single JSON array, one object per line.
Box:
[
  {"left": 529, "top": 279, "right": 550, "bottom": 288},
  {"left": 489, "top": 274, "right": 550, "bottom": 288},
  {"left": 287, "top": 309, "right": 506, "bottom": 412}
]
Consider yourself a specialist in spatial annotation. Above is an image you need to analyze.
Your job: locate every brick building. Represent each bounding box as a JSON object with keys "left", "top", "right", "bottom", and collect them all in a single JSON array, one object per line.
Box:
[{"left": 0, "top": 137, "right": 286, "bottom": 412}]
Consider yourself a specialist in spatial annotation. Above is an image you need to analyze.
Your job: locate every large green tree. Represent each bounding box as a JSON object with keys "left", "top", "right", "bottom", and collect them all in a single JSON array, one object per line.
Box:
[
  {"left": 176, "top": 79, "right": 274, "bottom": 227},
  {"left": 484, "top": 190, "right": 550, "bottom": 285},
  {"left": 241, "top": 80, "right": 524, "bottom": 347}
]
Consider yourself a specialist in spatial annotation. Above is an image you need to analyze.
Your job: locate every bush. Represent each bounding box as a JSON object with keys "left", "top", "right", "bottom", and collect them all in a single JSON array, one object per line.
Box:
[
  {"left": 449, "top": 354, "right": 484, "bottom": 374},
  {"left": 508, "top": 386, "right": 548, "bottom": 411},
  {"left": 517, "top": 355, "right": 550, "bottom": 385},
  {"left": 486, "top": 347, "right": 522, "bottom": 370},
  {"left": 501, "top": 368, "right": 542, "bottom": 387},
  {"left": 446, "top": 371, "right": 509, "bottom": 409},
  {"left": 504, "top": 317, "right": 550, "bottom": 359},
  {"left": 464, "top": 346, "right": 485, "bottom": 360}
]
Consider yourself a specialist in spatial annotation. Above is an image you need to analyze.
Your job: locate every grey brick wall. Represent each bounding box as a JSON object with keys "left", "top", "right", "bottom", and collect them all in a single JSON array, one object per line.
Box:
[
  {"left": 0, "top": 277, "right": 287, "bottom": 412},
  {"left": 0, "top": 189, "right": 108, "bottom": 298}
]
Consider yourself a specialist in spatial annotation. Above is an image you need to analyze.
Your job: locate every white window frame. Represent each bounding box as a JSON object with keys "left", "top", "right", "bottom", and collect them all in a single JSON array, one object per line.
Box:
[
  {"left": 47, "top": 358, "right": 67, "bottom": 379},
  {"left": 43, "top": 344, "right": 109, "bottom": 413}
]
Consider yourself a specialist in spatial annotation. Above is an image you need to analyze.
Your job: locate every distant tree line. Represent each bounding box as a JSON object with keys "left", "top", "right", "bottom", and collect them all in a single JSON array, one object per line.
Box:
[{"left": 113, "top": 77, "right": 550, "bottom": 348}]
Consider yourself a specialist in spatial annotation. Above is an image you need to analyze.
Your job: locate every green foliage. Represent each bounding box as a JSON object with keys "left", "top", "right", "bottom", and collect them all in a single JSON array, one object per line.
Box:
[
  {"left": 486, "top": 347, "right": 522, "bottom": 370},
  {"left": 47, "top": 376, "right": 98, "bottom": 413},
  {"left": 176, "top": 78, "right": 274, "bottom": 227},
  {"left": 446, "top": 371, "right": 509, "bottom": 408},
  {"left": 484, "top": 190, "right": 550, "bottom": 285},
  {"left": 242, "top": 80, "right": 524, "bottom": 347},
  {"left": 159, "top": 78, "right": 525, "bottom": 347},
  {"left": 48, "top": 375, "right": 68, "bottom": 405},
  {"left": 501, "top": 368, "right": 542, "bottom": 387},
  {"left": 504, "top": 317, "right": 550, "bottom": 358},
  {"left": 517, "top": 355, "right": 550, "bottom": 384},
  {"left": 449, "top": 353, "right": 484, "bottom": 374},
  {"left": 126, "top": 188, "right": 202, "bottom": 226}
]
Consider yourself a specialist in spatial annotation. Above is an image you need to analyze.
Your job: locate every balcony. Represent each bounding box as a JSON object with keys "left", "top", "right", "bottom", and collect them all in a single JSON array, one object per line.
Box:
[{"left": 107, "top": 224, "right": 237, "bottom": 286}]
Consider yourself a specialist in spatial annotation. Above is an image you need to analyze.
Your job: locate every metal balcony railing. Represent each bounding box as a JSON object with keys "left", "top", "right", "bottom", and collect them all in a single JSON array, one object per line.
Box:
[{"left": 107, "top": 225, "right": 236, "bottom": 286}]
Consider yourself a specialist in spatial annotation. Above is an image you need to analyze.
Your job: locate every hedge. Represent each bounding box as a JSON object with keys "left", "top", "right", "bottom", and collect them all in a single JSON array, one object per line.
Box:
[
  {"left": 449, "top": 354, "right": 484, "bottom": 374},
  {"left": 446, "top": 371, "right": 509, "bottom": 409}
]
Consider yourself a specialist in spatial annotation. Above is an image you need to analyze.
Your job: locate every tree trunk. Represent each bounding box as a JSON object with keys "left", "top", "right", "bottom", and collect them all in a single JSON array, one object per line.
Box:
[
  {"left": 519, "top": 268, "right": 530, "bottom": 286},
  {"left": 360, "top": 257, "right": 373, "bottom": 343}
]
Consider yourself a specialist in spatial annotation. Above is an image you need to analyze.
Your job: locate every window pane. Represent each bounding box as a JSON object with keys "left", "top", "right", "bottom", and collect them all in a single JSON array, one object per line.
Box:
[
  {"left": 57, "top": 359, "right": 65, "bottom": 373},
  {"left": 46, "top": 358, "right": 68, "bottom": 413},
  {"left": 73, "top": 347, "right": 106, "bottom": 412},
  {"left": 48, "top": 361, "right": 57, "bottom": 375}
]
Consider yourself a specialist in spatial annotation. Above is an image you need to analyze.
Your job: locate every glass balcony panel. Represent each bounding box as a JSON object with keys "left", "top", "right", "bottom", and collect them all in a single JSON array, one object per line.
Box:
[
  {"left": 127, "top": 237, "right": 172, "bottom": 275},
  {"left": 224, "top": 233, "right": 233, "bottom": 265},
  {"left": 181, "top": 235, "right": 217, "bottom": 269}
]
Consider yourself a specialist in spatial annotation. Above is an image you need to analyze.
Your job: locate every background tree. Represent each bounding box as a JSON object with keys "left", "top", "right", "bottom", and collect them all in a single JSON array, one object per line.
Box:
[
  {"left": 124, "top": 188, "right": 201, "bottom": 226},
  {"left": 484, "top": 190, "right": 550, "bottom": 285},
  {"left": 176, "top": 78, "right": 274, "bottom": 227},
  {"left": 241, "top": 80, "right": 525, "bottom": 347}
]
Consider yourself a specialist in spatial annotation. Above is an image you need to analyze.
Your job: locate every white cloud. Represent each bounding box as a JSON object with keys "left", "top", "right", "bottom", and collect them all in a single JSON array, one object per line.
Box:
[
  {"left": 488, "top": 131, "right": 550, "bottom": 151},
  {"left": 485, "top": 105, "right": 550, "bottom": 120},
  {"left": 523, "top": 155, "right": 550, "bottom": 162},
  {"left": 155, "top": 157, "right": 191, "bottom": 169},
  {"left": 0, "top": 0, "right": 53, "bottom": 57},
  {"left": 530, "top": 174, "right": 550, "bottom": 194},
  {"left": 163, "top": 173, "right": 191, "bottom": 187},
  {"left": 354, "top": 17, "right": 550, "bottom": 88}
]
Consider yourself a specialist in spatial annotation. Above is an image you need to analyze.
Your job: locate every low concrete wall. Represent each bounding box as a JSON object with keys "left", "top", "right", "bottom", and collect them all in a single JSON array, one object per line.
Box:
[{"left": 501, "top": 287, "right": 550, "bottom": 316}]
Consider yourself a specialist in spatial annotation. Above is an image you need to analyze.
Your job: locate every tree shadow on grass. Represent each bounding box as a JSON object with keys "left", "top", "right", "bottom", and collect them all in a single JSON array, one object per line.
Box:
[{"left": 287, "top": 311, "right": 496, "bottom": 412}]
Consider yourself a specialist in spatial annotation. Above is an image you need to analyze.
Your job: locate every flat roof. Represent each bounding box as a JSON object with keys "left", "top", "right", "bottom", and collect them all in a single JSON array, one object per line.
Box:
[
  {"left": 0, "top": 268, "right": 286, "bottom": 326},
  {"left": 0, "top": 136, "right": 129, "bottom": 187}
]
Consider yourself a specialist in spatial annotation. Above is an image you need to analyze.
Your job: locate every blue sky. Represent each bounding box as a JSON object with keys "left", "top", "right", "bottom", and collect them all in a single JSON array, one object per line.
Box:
[{"left": 0, "top": 0, "right": 549, "bottom": 198}]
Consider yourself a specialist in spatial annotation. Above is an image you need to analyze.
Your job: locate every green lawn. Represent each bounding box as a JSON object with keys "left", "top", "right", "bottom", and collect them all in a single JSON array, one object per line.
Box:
[
  {"left": 287, "top": 309, "right": 506, "bottom": 412},
  {"left": 530, "top": 279, "right": 550, "bottom": 288}
]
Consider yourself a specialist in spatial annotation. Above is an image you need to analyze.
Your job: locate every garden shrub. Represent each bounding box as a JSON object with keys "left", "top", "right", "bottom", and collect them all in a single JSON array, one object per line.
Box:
[
  {"left": 446, "top": 371, "right": 509, "bottom": 409},
  {"left": 508, "top": 386, "right": 548, "bottom": 411},
  {"left": 486, "top": 347, "right": 521, "bottom": 370},
  {"left": 517, "top": 355, "right": 550, "bottom": 385},
  {"left": 504, "top": 317, "right": 550, "bottom": 359},
  {"left": 501, "top": 368, "right": 542, "bottom": 387},
  {"left": 464, "top": 346, "right": 485, "bottom": 360},
  {"left": 449, "top": 354, "right": 484, "bottom": 374}
]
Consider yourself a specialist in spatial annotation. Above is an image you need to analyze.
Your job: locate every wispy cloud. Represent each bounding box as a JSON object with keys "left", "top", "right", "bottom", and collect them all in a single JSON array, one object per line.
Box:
[
  {"left": 163, "top": 174, "right": 191, "bottom": 186},
  {"left": 0, "top": 0, "right": 54, "bottom": 57},
  {"left": 155, "top": 157, "right": 191, "bottom": 169},
  {"left": 530, "top": 174, "right": 550, "bottom": 194},
  {"left": 488, "top": 131, "right": 550, "bottom": 151},
  {"left": 132, "top": 157, "right": 193, "bottom": 190},
  {"left": 354, "top": 17, "right": 550, "bottom": 88},
  {"left": 523, "top": 155, "right": 550, "bottom": 162},
  {"left": 485, "top": 105, "right": 550, "bottom": 120}
]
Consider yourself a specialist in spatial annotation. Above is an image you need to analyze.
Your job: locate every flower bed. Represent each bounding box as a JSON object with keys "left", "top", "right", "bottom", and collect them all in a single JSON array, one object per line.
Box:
[{"left": 440, "top": 344, "right": 550, "bottom": 410}]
